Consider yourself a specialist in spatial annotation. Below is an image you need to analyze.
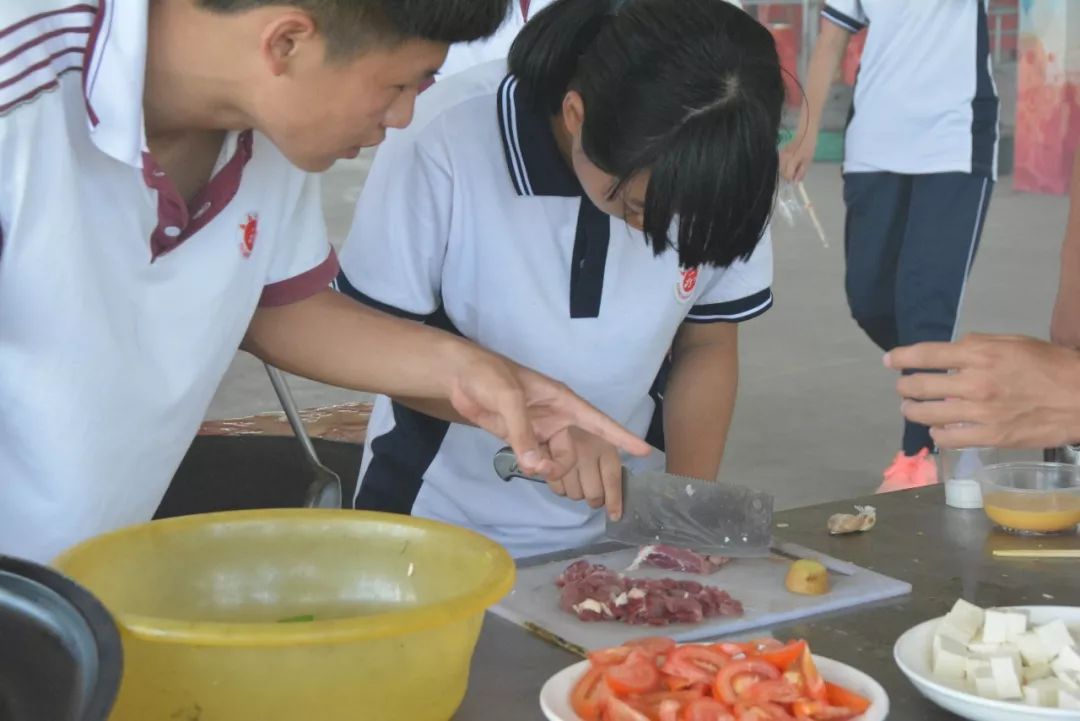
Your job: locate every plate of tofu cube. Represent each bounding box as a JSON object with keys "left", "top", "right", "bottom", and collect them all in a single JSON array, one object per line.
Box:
[{"left": 894, "top": 599, "right": 1080, "bottom": 720}]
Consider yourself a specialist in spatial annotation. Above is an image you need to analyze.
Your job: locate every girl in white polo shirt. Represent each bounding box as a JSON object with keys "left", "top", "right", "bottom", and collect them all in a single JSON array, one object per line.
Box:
[{"left": 338, "top": 0, "right": 784, "bottom": 557}]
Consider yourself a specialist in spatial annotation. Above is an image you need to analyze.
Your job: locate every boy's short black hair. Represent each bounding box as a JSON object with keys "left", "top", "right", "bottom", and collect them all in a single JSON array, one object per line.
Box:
[
  {"left": 510, "top": 0, "right": 785, "bottom": 269},
  {"left": 199, "top": 0, "right": 511, "bottom": 56}
]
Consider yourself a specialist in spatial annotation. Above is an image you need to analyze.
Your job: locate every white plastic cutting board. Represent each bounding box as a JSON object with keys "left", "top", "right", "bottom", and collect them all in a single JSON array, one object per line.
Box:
[{"left": 490, "top": 543, "right": 912, "bottom": 651}]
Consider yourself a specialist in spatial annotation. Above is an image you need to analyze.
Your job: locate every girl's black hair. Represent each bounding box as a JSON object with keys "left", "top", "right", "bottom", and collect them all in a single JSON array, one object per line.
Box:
[{"left": 509, "top": 0, "right": 784, "bottom": 268}]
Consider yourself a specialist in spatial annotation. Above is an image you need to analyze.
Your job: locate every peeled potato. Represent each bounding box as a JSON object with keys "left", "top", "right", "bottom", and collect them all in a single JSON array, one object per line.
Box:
[{"left": 785, "top": 559, "right": 830, "bottom": 596}]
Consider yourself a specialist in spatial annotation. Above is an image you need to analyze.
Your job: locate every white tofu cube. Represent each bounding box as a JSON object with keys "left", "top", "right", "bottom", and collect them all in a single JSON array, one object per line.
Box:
[
  {"left": 973, "top": 667, "right": 999, "bottom": 700},
  {"left": 991, "top": 650, "right": 1023, "bottom": 677},
  {"left": 966, "top": 655, "right": 991, "bottom": 680},
  {"left": 1060, "top": 687, "right": 1080, "bottom": 711},
  {"left": 1036, "top": 620, "right": 1077, "bottom": 658},
  {"left": 990, "top": 655, "right": 1024, "bottom": 699},
  {"left": 1016, "top": 631, "right": 1055, "bottom": 666},
  {"left": 933, "top": 636, "right": 970, "bottom": 678},
  {"left": 1056, "top": 670, "right": 1080, "bottom": 692},
  {"left": 934, "top": 675, "right": 970, "bottom": 693},
  {"left": 1023, "top": 678, "right": 1067, "bottom": 707},
  {"left": 982, "top": 609, "right": 1028, "bottom": 644},
  {"left": 967, "top": 641, "right": 999, "bottom": 655},
  {"left": 1024, "top": 663, "right": 1054, "bottom": 684},
  {"left": 940, "top": 599, "right": 984, "bottom": 645},
  {"left": 1053, "top": 646, "right": 1080, "bottom": 680}
]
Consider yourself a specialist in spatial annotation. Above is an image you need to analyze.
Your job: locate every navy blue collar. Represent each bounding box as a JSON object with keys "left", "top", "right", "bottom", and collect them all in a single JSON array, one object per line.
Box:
[{"left": 497, "top": 74, "right": 583, "bottom": 198}]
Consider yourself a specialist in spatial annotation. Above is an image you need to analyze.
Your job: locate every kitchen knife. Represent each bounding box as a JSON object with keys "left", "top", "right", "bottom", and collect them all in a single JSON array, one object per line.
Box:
[{"left": 492, "top": 447, "right": 774, "bottom": 557}]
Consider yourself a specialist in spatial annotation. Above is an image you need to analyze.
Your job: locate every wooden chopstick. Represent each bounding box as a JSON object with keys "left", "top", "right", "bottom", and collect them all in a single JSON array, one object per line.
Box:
[
  {"left": 797, "top": 182, "right": 829, "bottom": 248},
  {"left": 992, "top": 549, "right": 1080, "bottom": 559}
]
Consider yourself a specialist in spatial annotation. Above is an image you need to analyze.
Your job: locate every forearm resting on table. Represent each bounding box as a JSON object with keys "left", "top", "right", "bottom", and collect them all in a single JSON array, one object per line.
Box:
[
  {"left": 663, "top": 324, "right": 739, "bottom": 481},
  {"left": 243, "top": 288, "right": 465, "bottom": 400}
]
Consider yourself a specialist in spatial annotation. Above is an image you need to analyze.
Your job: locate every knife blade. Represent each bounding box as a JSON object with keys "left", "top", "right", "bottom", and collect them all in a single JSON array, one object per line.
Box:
[{"left": 492, "top": 447, "right": 774, "bottom": 557}]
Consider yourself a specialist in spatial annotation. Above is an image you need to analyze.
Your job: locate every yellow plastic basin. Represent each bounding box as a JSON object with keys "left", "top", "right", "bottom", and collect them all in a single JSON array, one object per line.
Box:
[{"left": 53, "top": 509, "right": 515, "bottom": 721}]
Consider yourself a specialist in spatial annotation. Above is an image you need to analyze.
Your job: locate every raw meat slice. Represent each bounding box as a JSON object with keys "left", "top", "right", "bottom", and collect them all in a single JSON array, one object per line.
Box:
[
  {"left": 627, "top": 544, "right": 733, "bottom": 575},
  {"left": 556, "top": 561, "right": 743, "bottom": 626}
]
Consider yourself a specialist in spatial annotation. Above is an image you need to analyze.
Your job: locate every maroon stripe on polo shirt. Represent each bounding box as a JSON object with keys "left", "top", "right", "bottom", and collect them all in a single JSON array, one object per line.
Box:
[
  {"left": 82, "top": 0, "right": 105, "bottom": 125},
  {"left": 0, "top": 65, "right": 81, "bottom": 115},
  {"left": 0, "top": 4, "right": 95, "bottom": 42},
  {"left": 0, "top": 26, "right": 91, "bottom": 66},
  {"left": 0, "top": 46, "right": 84, "bottom": 91},
  {"left": 144, "top": 130, "right": 256, "bottom": 260},
  {"left": 259, "top": 250, "right": 341, "bottom": 308}
]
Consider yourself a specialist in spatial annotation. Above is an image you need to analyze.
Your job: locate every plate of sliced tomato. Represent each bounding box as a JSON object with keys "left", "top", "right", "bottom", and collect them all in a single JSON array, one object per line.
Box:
[{"left": 540, "top": 637, "right": 887, "bottom": 721}]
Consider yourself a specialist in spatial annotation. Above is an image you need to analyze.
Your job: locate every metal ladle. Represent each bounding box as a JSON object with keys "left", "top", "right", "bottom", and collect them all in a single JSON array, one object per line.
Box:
[{"left": 264, "top": 364, "right": 344, "bottom": 509}]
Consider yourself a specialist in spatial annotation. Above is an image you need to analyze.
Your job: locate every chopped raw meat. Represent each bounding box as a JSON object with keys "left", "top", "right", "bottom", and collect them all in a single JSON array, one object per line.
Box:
[
  {"left": 629, "top": 544, "right": 733, "bottom": 574},
  {"left": 556, "top": 561, "right": 743, "bottom": 626}
]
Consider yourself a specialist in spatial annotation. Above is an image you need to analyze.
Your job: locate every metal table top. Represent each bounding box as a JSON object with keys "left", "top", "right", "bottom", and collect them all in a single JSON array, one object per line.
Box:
[{"left": 455, "top": 486, "right": 1080, "bottom": 720}]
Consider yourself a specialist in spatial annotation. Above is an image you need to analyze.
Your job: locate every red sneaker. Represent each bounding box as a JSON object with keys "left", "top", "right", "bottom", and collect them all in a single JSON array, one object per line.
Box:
[{"left": 877, "top": 448, "right": 939, "bottom": 494}]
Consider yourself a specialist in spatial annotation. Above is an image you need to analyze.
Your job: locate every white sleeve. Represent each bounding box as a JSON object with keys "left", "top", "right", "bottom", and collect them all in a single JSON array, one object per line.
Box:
[
  {"left": 336, "top": 127, "right": 452, "bottom": 321},
  {"left": 684, "top": 225, "right": 774, "bottom": 324},
  {"left": 258, "top": 173, "right": 339, "bottom": 307},
  {"left": 822, "top": 1, "right": 868, "bottom": 32}
]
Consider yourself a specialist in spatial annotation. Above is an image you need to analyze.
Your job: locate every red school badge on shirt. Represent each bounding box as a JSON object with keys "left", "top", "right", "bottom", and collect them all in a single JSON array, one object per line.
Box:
[
  {"left": 239, "top": 213, "right": 258, "bottom": 258},
  {"left": 675, "top": 267, "right": 698, "bottom": 303}
]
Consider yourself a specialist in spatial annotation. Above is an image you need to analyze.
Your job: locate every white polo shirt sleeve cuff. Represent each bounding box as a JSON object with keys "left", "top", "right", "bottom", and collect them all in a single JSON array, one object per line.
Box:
[
  {"left": 333, "top": 271, "right": 434, "bottom": 322},
  {"left": 686, "top": 287, "right": 774, "bottom": 324},
  {"left": 259, "top": 247, "right": 339, "bottom": 307},
  {"left": 258, "top": 173, "right": 339, "bottom": 307},
  {"left": 822, "top": 2, "right": 868, "bottom": 32}
]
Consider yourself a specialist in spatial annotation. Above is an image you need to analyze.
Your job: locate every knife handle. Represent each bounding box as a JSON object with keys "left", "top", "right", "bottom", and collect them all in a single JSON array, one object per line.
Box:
[{"left": 493, "top": 447, "right": 548, "bottom": 484}]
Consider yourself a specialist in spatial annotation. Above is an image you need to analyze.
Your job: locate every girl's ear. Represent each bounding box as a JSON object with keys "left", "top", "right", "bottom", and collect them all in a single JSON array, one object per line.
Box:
[{"left": 561, "top": 90, "right": 586, "bottom": 139}]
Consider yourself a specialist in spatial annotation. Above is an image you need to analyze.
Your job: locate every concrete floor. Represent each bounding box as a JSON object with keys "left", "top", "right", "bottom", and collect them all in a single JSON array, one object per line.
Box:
[{"left": 207, "top": 155, "right": 1069, "bottom": 511}]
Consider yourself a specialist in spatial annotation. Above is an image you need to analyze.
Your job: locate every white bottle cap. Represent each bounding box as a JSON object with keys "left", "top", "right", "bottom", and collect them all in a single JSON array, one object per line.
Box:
[{"left": 945, "top": 478, "right": 984, "bottom": 509}]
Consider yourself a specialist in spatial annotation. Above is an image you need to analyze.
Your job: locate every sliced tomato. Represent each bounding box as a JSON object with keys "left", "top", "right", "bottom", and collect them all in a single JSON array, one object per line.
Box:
[
  {"left": 790, "top": 700, "right": 857, "bottom": 721},
  {"left": 711, "top": 642, "right": 752, "bottom": 657},
  {"left": 782, "top": 669, "right": 805, "bottom": 696},
  {"left": 590, "top": 646, "right": 635, "bottom": 667},
  {"left": 714, "top": 660, "right": 780, "bottom": 705},
  {"left": 665, "top": 675, "right": 698, "bottom": 692},
  {"left": 572, "top": 667, "right": 610, "bottom": 721},
  {"left": 630, "top": 691, "right": 704, "bottom": 721},
  {"left": 605, "top": 696, "right": 653, "bottom": 721},
  {"left": 638, "top": 690, "right": 709, "bottom": 707},
  {"left": 625, "top": 637, "right": 678, "bottom": 658},
  {"left": 663, "top": 646, "right": 731, "bottom": 686},
  {"left": 824, "top": 682, "right": 871, "bottom": 715},
  {"left": 744, "top": 638, "right": 785, "bottom": 654},
  {"left": 681, "top": 698, "right": 735, "bottom": 721},
  {"left": 733, "top": 702, "right": 795, "bottom": 721},
  {"left": 756, "top": 640, "right": 807, "bottom": 672},
  {"left": 606, "top": 654, "right": 662, "bottom": 696},
  {"left": 658, "top": 699, "right": 683, "bottom": 721},
  {"left": 799, "top": 648, "right": 827, "bottom": 703},
  {"left": 739, "top": 679, "right": 801, "bottom": 705}
]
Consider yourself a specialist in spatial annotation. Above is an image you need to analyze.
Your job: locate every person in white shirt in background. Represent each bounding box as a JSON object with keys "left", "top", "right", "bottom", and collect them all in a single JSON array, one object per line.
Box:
[
  {"left": 888, "top": 148, "right": 1080, "bottom": 452},
  {"left": 337, "top": 0, "right": 783, "bottom": 557},
  {"left": 782, "top": 0, "right": 999, "bottom": 492}
]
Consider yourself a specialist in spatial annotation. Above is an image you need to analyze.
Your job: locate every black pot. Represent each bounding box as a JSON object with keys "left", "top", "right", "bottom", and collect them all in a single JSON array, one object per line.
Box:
[{"left": 0, "top": 555, "right": 122, "bottom": 721}]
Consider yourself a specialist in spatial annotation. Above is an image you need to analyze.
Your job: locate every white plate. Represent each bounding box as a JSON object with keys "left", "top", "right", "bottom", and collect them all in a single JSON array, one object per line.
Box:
[
  {"left": 539, "top": 652, "right": 889, "bottom": 721},
  {"left": 894, "top": 605, "right": 1080, "bottom": 721}
]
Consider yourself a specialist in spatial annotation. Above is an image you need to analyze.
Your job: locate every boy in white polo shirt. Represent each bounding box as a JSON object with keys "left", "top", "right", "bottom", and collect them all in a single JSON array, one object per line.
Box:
[
  {"left": 782, "top": 0, "right": 999, "bottom": 491},
  {"left": 0, "top": 0, "right": 650, "bottom": 563},
  {"left": 338, "top": 0, "right": 784, "bottom": 557}
]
